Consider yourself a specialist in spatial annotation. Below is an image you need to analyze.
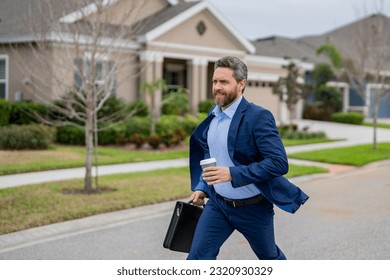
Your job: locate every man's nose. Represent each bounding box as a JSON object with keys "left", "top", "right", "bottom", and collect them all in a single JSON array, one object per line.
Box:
[{"left": 213, "top": 82, "right": 222, "bottom": 90}]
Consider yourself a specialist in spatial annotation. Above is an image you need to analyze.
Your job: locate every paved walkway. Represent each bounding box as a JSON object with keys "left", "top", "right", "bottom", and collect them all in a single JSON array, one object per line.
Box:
[
  {"left": 0, "top": 158, "right": 189, "bottom": 189},
  {"left": 0, "top": 120, "right": 390, "bottom": 259}
]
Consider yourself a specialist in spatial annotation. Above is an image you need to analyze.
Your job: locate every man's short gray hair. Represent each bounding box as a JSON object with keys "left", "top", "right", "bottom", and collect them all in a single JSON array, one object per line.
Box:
[{"left": 214, "top": 56, "right": 248, "bottom": 82}]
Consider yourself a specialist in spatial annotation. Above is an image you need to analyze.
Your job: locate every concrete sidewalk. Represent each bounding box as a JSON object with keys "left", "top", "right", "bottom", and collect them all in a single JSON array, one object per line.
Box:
[{"left": 0, "top": 158, "right": 189, "bottom": 189}]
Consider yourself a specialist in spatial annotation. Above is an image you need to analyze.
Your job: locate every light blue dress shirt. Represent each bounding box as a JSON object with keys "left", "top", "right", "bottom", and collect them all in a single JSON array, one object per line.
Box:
[{"left": 207, "top": 96, "right": 262, "bottom": 199}]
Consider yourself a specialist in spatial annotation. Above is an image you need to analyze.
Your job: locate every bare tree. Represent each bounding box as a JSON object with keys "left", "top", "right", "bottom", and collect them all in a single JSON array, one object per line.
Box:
[
  {"left": 9, "top": 0, "right": 153, "bottom": 192},
  {"left": 317, "top": 5, "right": 390, "bottom": 150}
]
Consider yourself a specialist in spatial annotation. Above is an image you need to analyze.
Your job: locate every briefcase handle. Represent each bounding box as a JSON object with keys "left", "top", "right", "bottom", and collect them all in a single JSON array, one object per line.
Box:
[{"left": 188, "top": 200, "right": 205, "bottom": 207}]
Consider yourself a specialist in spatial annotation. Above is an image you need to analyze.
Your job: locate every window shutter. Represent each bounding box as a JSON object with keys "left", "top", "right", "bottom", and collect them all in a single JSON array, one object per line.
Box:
[{"left": 0, "top": 59, "right": 6, "bottom": 80}]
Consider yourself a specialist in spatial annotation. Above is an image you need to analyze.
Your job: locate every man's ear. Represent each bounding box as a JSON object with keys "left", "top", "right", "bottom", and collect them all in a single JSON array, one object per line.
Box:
[{"left": 239, "top": 80, "right": 246, "bottom": 92}]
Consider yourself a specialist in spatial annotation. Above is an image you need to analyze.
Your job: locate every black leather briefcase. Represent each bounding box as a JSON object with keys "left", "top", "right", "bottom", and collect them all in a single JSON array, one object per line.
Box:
[{"left": 163, "top": 200, "right": 203, "bottom": 253}]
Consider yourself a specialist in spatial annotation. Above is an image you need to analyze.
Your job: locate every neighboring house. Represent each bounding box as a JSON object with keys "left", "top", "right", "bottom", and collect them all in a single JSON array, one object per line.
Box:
[
  {"left": 0, "top": 0, "right": 388, "bottom": 120},
  {"left": 253, "top": 14, "right": 390, "bottom": 119}
]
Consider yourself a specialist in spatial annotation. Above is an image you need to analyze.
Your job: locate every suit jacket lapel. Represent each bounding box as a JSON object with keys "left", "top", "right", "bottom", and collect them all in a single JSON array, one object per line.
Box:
[{"left": 227, "top": 97, "right": 248, "bottom": 161}]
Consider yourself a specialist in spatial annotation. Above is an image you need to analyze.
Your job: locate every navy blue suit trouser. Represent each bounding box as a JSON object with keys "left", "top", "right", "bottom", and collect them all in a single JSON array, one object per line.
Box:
[{"left": 187, "top": 187, "right": 286, "bottom": 260}]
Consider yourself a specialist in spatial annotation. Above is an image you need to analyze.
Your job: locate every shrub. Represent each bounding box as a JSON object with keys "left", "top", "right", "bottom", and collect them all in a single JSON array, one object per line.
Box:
[
  {"left": 56, "top": 125, "right": 85, "bottom": 145},
  {"left": 125, "top": 114, "right": 203, "bottom": 148},
  {"left": 147, "top": 134, "right": 163, "bottom": 149},
  {"left": 155, "top": 115, "right": 199, "bottom": 147},
  {"left": 278, "top": 124, "right": 326, "bottom": 139},
  {"left": 161, "top": 128, "right": 187, "bottom": 147},
  {"left": 127, "top": 100, "right": 149, "bottom": 117},
  {"left": 198, "top": 99, "right": 214, "bottom": 113},
  {"left": 156, "top": 115, "right": 182, "bottom": 135},
  {"left": 0, "top": 100, "right": 52, "bottom": 126},
  {"left": 15, "top": 102, "right": 49, "bottom": 125},
  {"left": 129, "top": 133, "right": 146, "bottom": 148},
  {"left": 330, "top": 112, "right": 364, "bottom": 125},
  {"left": 0, "top": 99, "right": 12, "bottom": 126},
  {"left": 181, "top": 114, "right": 200, "bottom": 135},
  {"left": 0, "top": 124, "right": 55, "bottom": 150},
  {"left": 197, "top": 112, "right": 208, "bottom": 122},
  {"left": 97, "top": 96, "right": 127, "bottom": 122},
  {"left": 162, "top": 89, "right": 189, "bottom": 115},
  {"left": 278, "top": 123, "right": 298, "bottom": 137},
  {"left": 303, "top": 103, "right": 334, "bottom": 121},
  {"left": 98, "top": 124, "right": 125, "bottom": 145},
  {"left": 282, "top": 130, "right": 326, "bottom": 140},
  {"left": 124, "top": 117, "right": 151, "bottom": 138},
  {"left": 54, "top": 94, "right": 137, "bottom": 125},
  {"left": 316, "top": 85, "right": 342, "bottom": 113}
]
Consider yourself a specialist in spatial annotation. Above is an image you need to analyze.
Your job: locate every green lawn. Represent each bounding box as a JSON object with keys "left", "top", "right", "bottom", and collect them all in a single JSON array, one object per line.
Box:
[
  {"left": 363, "top": 122, "right": 390, "bottom": 129},
  {"left": 282, "top": 138, "right": 342, "bottom": 146},
  {"left": 289, "top": 142, "right": 390, "bottom": 166},
  {"left": 0, "top": 145, "right": 189, "bottom": 175}
]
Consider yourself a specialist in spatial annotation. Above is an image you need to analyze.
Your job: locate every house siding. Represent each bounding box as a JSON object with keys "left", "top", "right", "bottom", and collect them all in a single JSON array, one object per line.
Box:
[{"left": 156, "top": 11, "right": 244, "bottom": 52}]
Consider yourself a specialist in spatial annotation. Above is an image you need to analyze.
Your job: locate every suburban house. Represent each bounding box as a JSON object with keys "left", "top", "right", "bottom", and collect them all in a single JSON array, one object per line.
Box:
[
  {"left": 253, "top": 13, "right": 390, "bottom": 119},
  {"left": 1, "top": 0, "right": 389, "bottom": 121}
]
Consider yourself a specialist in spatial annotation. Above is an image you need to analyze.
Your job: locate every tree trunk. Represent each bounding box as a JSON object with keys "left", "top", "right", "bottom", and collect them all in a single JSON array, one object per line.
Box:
[
  {"left": 84, "top": 92, "right": 94, "bottom": 193},
  {"left": 93, "top": 101, "right": 99, "bottom": 190},
  {"left": 372, "top": 98, "right": 379, "bottom": 151},
  {"left": 288, "top": 104, "right": 296, "bottom": 131}
]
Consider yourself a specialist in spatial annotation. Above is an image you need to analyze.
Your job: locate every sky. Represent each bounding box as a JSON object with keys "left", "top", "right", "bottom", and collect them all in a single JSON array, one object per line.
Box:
[{"left": 207, "top": 0, "right": 390, "bottom": 40}]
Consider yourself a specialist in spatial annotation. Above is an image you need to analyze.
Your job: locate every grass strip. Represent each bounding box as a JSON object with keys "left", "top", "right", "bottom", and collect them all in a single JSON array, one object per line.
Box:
[
  {"left": 0, "top": 145, "right": 188, "bottom": 175},
  {"left": 288, "top": 142, "right": 390, "bottom": 166}
]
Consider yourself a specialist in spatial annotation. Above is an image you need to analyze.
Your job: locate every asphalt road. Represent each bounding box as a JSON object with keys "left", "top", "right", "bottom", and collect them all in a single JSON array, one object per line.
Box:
[{"left": 1, "top": 159, "right": 389, "bottom": 260}]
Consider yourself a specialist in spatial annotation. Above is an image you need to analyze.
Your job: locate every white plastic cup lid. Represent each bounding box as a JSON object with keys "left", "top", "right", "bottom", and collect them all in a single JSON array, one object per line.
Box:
[{"left": 200, "top": 158, "right": 216, "bottom": 165}]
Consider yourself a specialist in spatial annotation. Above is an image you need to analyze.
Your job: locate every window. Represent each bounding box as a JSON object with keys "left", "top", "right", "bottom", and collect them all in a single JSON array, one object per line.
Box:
[
  {"left": 163, "top": 61, "right": 187, "bottom": 91},
  {"left": 0, "top": 56, "right": 8, "bottom": 99},
  {"left": 73, "top": 57, "right": 116, "bottom": 96}
]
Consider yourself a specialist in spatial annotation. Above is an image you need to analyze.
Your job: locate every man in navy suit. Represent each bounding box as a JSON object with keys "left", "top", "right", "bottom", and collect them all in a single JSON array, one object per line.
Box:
[{"left": 187, "top": 56, "right": 309, "bottom": 260}]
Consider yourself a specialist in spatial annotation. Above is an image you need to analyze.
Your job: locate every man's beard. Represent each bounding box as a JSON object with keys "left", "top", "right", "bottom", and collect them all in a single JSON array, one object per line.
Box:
[{"left": 213, "top": 88, "right": 238, "bottom": 109}]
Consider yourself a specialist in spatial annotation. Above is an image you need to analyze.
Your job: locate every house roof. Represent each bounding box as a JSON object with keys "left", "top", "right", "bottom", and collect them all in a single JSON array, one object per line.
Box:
[
  {"left": 0, "top": 0, "right": 255, "bottom": 53},
  {"left": 253, "top": 14, "right": 390, "bottom": 69},
  {"left": 0, "top": 0, "right": 92, "bottom": 42},
  {"left": 252, "top": 36, "right": 325, "bottom": 64}
]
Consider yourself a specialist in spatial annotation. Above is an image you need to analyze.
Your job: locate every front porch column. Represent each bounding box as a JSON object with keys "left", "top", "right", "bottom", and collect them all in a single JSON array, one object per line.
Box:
[
  {"left": 188, "top": 58, "right": 208, "bottom": 114},
  {"left": 140, "top": 51, "right": 164, "bottom": 118},
  {"left": 342, "top": 84, "right": 350, "bottom": 113},
  {"left": 327, "top": 81, "right": 350, "bottom": 113}
]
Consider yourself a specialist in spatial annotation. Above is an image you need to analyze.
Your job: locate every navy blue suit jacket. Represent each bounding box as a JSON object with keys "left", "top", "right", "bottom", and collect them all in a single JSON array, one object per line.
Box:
[{"left": 189, "top": 97, "right": 309, "bottom": 214}]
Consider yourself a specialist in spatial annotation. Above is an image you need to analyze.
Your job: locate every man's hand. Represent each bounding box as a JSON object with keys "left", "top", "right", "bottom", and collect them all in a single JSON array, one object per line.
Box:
[
  {"left": 202, "top": 166, "right": 232, "bottom": 185},
  {"left": 191, "top": 190, "right": 206, "bottom": 206}
]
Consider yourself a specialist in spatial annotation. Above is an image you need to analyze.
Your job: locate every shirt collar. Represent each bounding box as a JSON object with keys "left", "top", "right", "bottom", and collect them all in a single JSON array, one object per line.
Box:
[{"left": 212, "top": 96, "right": 243, "bottom": 119}]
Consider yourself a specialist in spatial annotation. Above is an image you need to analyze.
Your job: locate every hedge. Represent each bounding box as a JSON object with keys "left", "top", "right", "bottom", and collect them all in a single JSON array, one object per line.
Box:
[
  {"left": 330, "top": 112, "right": 364, "bottom": 125},
  {"left": 0, "top": 100, "right": 52, "bottom": 126},
  {"left": 0, "top": 124, "right": 55, "bottom": 150}
]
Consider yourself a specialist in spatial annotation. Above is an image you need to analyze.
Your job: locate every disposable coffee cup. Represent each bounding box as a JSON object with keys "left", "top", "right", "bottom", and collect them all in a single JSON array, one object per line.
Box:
[{"left": 200, "top": 158, "right": 217, "bottom": 170}]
